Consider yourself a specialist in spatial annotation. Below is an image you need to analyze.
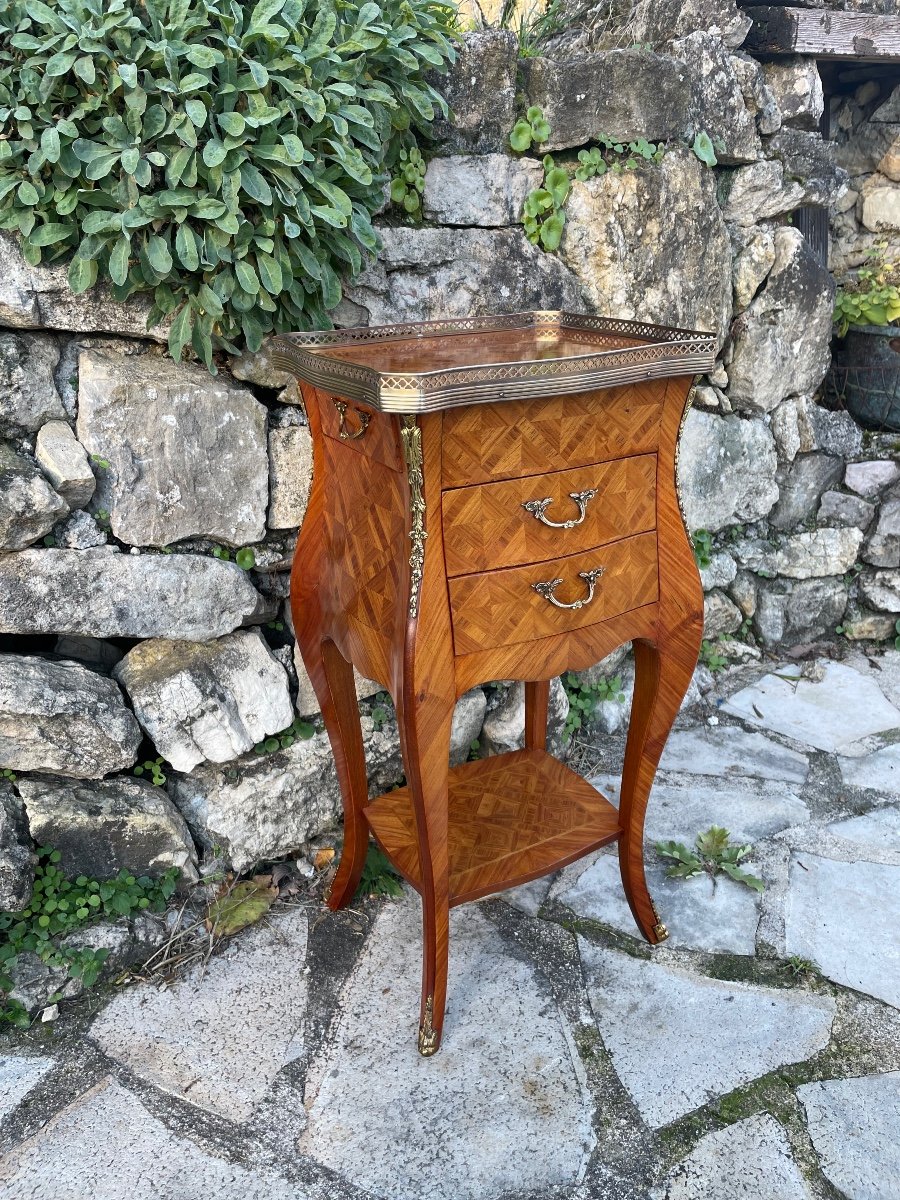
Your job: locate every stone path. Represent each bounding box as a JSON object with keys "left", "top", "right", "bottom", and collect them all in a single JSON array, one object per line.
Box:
[{"left": 3, "top": 650, "right": 900, "bottom": 1199}]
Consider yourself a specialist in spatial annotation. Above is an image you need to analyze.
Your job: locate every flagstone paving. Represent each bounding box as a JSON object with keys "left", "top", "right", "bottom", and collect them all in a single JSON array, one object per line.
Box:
[{"left": 2, "top": 651, "right": 900, "bottom": 1200}]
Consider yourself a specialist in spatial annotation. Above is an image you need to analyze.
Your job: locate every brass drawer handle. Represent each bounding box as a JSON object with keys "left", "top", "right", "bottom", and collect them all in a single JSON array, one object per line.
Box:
[
  {"left": 522, "top": 488, "right": 597, "bottom": 529},
  {"left": 532, "top": 567, "right": 605, "bottom": 610},
  {"left": 334, "top": 400, "right": 371, "bottom": 441}
]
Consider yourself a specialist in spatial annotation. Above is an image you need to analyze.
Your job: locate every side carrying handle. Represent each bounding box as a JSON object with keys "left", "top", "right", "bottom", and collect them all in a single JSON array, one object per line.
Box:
[
  {"left": 522, "top": 488, "right": 597, "bottom": 529},
  {"left": 333, "top": 399, "right": 371, "bottom": 441},
  {"left": 532, "top": 566, "right": 605, "bottom": 610}
]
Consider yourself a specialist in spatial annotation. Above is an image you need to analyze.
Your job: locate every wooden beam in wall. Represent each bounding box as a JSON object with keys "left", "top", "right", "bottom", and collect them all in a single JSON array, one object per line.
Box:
[{"left": 744, "top": 7, "right": 900, "bottom": 62}]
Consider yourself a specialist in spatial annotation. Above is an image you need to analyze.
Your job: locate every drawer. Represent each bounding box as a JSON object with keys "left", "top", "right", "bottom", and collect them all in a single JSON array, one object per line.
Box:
[
  {"left": 319, "top": 394, "right": 402, "bottom": 472},
  {"left": 442, "top": 454, "right": 657, "bottom": 577},
  {"left": 448, "top": 531, "right": 659, "bottom": 656},
  {"left": 441, "top": 384, "right": 666, "bottom": 488}
]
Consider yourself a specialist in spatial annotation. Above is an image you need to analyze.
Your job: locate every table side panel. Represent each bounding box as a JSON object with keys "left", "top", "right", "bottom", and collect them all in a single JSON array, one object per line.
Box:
[{"left": 319, "top": 391, "right": 403, "bottom": 472}]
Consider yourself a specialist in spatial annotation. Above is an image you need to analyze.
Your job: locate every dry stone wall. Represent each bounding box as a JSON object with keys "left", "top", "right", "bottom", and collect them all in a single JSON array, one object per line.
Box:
[{"left": 1, "top": 0, "right": 898, "bottom": 892}]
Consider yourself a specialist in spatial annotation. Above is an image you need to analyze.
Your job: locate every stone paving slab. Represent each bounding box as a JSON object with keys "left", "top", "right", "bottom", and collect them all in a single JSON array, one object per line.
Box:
[
  {"left": 659, "top": 725, "right": 809, "bottom": 785},
  {"left": 0, "top": 1077, "right": 298, "bottom": 1199},
  {"left": 580, "top": 942, "right": 835, "bottom": 1127},
  {"left": 90, "top": 909, "right": 309, "bottom": 1123},
  {"left": 556, "top": 851, "right": 760, "bottom": 954},
  {"left": 0, "top": 1056, "right": 53, "bottom": 1124},
  {"left": 797, "top": 1072, "right": 900, "bottom": 1200},
  {"left": 722, "top": 661, "right": 900, "bottom": 754},
  {"left": 300, "top": 895, "right": 594, "bottom": 1200},
  {"left": 827, "top": 805, "right": 900, "bottom": 852},
  {"left": 838, "top": 743, "right": 900, "bottom": 794},
  {"left": 650, "top": 1114, "right": 813, "bottom": 1200},
  {"left": 784, "top": 853, "right": 900, "bottom": 1010},
  {"left": 593, "top": 773, "right": 809, "bottom": 844}
]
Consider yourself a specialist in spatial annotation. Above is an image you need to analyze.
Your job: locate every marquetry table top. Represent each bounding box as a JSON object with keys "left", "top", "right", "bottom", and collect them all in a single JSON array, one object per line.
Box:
[{"left": 273, "top": 311, "right": 716, "bottom": 415}]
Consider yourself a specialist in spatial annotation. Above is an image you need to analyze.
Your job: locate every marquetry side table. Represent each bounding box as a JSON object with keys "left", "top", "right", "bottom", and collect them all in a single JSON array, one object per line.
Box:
[{"left": 273, "top": 312, "right": 715, "bottom": 1056}]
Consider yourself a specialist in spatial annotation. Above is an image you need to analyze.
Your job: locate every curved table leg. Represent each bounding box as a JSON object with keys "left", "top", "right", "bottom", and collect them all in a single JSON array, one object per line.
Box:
[
  {"left": 524, "top": 680, "right": 551, "bottom": 751},
  {"left": 617, "top": 615, "right": 702, "bottom": 944}
]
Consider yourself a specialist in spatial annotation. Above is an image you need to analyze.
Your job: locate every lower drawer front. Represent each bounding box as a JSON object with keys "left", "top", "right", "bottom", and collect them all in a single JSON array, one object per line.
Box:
[{"left": 449, "top": 531, "right": 659, "bottom": 655}]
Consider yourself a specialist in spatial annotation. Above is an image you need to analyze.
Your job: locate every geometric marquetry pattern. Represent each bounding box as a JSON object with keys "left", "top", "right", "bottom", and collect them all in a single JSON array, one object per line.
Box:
[
  {"left": 364, "top": 748, "right": 622, "bottom": 904},
  {"left": 448, "top": 530, "right": 659, "bottom": 655},
  {"left": 440, "top": 383, "right": 666, "bottom": 488},
  {"left": 442, "top": 453, "right": 658, "bottom": 577},
  {"left": 319, "top": 395, "right": 403, "bottom": 472}
]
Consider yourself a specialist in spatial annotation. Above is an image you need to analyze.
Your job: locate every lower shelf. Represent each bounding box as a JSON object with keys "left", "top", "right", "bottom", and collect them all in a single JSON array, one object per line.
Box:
[{"left": 364, "top": 748, "right": 621, "bottom": 905}]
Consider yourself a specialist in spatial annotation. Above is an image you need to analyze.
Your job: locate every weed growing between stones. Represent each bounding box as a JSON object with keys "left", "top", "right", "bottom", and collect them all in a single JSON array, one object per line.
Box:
[
  {"left": 0, "top": 847, "right": 178, "bottom": 1028},
  {"left": 691, "top": 527, "right": 713, "bottom": 568},
  {"left": 562, "top": 670, "right": 626, "bottom": 742},
  {"left": 133, "top": 756, "right": 168, "bottom": 785},
  {"left": 699, "top": 638, "right": 729, "bottom": 672},
  {"left": 252, "top": 714, "right": 316, "bottom": 754},
  {"left": 356, "top": 844, "right": 403, "bottom": 899},
  {"left": 655, "top": 826, "right": 765, "bottom": 893}
]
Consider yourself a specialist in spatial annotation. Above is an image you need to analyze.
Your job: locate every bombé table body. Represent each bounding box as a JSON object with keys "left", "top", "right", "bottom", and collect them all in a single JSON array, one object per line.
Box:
[{"left": 273, "top": 312, "right": 715, "bottom": 1056}]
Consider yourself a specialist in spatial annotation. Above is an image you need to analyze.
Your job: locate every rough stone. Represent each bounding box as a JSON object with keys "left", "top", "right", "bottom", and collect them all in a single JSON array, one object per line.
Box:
[
  {"left": 346, "top": 226, "right": 584, "bottom": 326},
  {"left": 798, "top": 1074, "right": 900, "bottom": 1200},
  {"left": 0, "top": 654, "right": 140, "bottom": 778},
  {"left": 300, "top": 897, "right": 594, "bottom": 1200},
  {"left": 817, "top": 490, "right": 876, "bottom": 530},
  {"left": 227, "top": 339, "right": 293, "bottom": 390},
  {"left": 423, "top": 154, "right": 543, "bottom": 226},
  {"left": 864, "top": 495, "right": 900, "bottom": 567},
  {"left": 809, "top": 407, "right": 863, "bottom": 460},
  {"left": 734, "top": 528, "right": 863, "bottom": 579},
  {"left": 652, "top": 1114, "right": 813, "bottom": 1200},
  {"left": 579, "top": 942, "right": 834, "bottom": 1127},
  {"left": 839, "top": 743, "right": 900, "bottom": 793},
  {"left": 115, "top": 630, "right": 294, "bottom": 773},
  {"left": 76, "top": 349, "right": 268, "bottom": 548},
  {"left": 558, "top": 852, "right": 760, "bottom": 953},
  {"left": 0, "top": 442, "right": 68, "bottom": 550},
  {"left": 729, "top": 569, "right": 757, "bottom": 617},
  {"left": 678, "top": 410, "right": 778, "bottom": 532},
  {"left": 18, "top": 776, "right": 198, "bottom": 882},
  {"left": 828, "top": 806, "right": 900, "bottom": 850},
  {"left": 723, "top": 661, "right": 900, "bottom": 753},
  {"left": 762, "top": 58, "right": 824, "bottom": 131},
  {"left": 267, "top": 424, "right": 313, "bottom": 530},
  {"left": 594, "top": 772, "right": 808, "bottom": 844},
  {"left": 428, "top": 31, "right": 518, "bottom": 155},
  {"left": 723, "top": 161, "right": 805, "bottom": 227},
  {"left": 704, "top": 589, "right": 742, "bottom": 637},
  {"left": 839, "top": 605, "right": 897, "bottom": 641},
  {"left": 0, "top": 1078, "right": 298, "bottom": 1196},
  {"left": 91, "top": 910, "right": 307, "bottom": 1121},
  {"left": 0, "top": 232, "right": 165, "bottom": 340},
  {"left": 675, "top": 32, "right": 760, "bottom": 164},
  {"left": 859, "top": 569, "right": 900, "bottom": 612},
  {"left": 560, "top": 147, "right": 731, "bottom": 344},
  {"left": 34, "top": 420, "right": 95, "bottom": 509},
  {"left": 51, "top": 508, "right": 107, "bottom": 549},
  {"left": 0, "top": 548, "right": 272, "bottom": 639},
  {"left": 769, "top": 454, "right": 843, "bottom": 531},
  {"left": 594, "top": 661, "right": 635, "bottom": 734},
  {"left": 771, "top": 395, "right": 818, "bottom": 463},
  {"left": 169, "top": 721, "right": 402, "bottom": 872},
  {"left": 480, "top": 678, "right": 569, "bottom": 756},
  {"left": 6, "top": 951, "right": 72, "bottom": 1015},
  {"left": 862, "top": 184, "right": 900, "bottom": 232},
  {"left": 728, "top": 229, "right": 834, "bottom": 413},
  {"left": 732, "top": 229, "right": 776, "bottom": 312},
  {"left": 450, "top": 687, "right": 488, "bottom": 767},
  {"left": 767, "top": 128, "right": 847, "bottom": 209},
  {"left": 730, "top": 53, "right": 781, "bottom": 136},
  {"left": 845, "top": 459, "right": 900, "bottom": 497},
  {"left": 522, "top": 50, "right": 692, "bottom": 151},
  {"left": 879, "top": 134, "right": 900, "bottom": 182},
  {"left": 699, "top": 551, "right": 738, "bottom": 591},
  {"left": 659, "top": 725, "right": 809, "bottom": 784},
  {"left": 0, "top": 1055, "right": 54, "bottom": 1123},
  {"left": 753, "top": 577, "right": 848, "bottom": 647},
  {"left": 631, "top": 0, "right": 751, "bottom": 50},
  {"left": 0, "top": 331, "right": 65, "bottom": 438},
  {"left": 785, "top": 853, "right": 900, "bottom": 1009},
  {"left": 0, "top": 785, "right": 34, "bottom": 910}
]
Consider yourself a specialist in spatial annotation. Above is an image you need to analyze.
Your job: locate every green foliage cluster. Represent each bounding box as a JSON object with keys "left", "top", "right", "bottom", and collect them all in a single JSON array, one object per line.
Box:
[
  {"left": 834, "top": 246, "right": 900, "bottom": 336},
  {"left": 509, "top": 104, "right": 550, "bottom": 153},
  {"left": 562, "top": 669, "right": 626, "bottom": 742},
  {"left": 574, "top": 135, "right": 664, "bottom": 181},
  {"left": 211, "top": 544, "right": 256, "bottom": 569},
  {"left": 691, "top": 527, "right": 713, "bottom": 569},
  {"left": 497, "top": 0, "right": 564, "bottom": 59},
  {"left": 0, "top": 0, "right": 456, "bottom": 369},
  {"left": 356, "top": 842, "right": 403, "bottom": 898},
  {"left": 389, "top": 144, "right": 425, "bottom": 213},
  {"left": 253, "top": 713, "right": 316, "bottom": 754},
  {"left": 369, "top": 689, "right": 393, "bottom": 731},
  {"left": 134, "top": 755, "right": 167, "bottom": 785},
  {"left": 699, "top": 638, "right": 728, "bottom": 673},
  {"left": 523, "top": 154, "right": 569, "bottom": 251},
  {"left": 656, "top": 826, "right": 764, "bottom": 892},
  {"left": 0, "top": 846, "right": 178, "bottom": 1027}
]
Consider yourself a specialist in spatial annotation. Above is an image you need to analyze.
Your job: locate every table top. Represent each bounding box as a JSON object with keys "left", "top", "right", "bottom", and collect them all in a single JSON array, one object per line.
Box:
[{"left": 272, "top": 312, "right": 716, "bottom": 414}]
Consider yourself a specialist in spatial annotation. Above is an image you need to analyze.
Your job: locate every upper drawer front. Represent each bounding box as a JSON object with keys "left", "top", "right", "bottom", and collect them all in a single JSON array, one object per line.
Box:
[
  {"left": 449, "top": 531, "right": 659, "bottom": 656},
  {"left": 441, "top": 384, "right": 666, "bottom": 488},
  {"left": 442, "top": 454, "right": 657, "bottom": 578},
  {"left": 319, "top": 394, "right": 402, "bottom": 472}
]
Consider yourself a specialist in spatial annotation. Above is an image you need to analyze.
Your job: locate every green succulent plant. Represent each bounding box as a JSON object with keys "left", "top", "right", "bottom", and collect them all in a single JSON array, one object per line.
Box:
[
  {"left": 389, "top": 144, "right": 426, "bottom": 213},
  {"left": 509, "top": 105, "right": 550, "bottom": 153},
  {"left": 0, "top": 0, "right": 457, "bottom": 369}
]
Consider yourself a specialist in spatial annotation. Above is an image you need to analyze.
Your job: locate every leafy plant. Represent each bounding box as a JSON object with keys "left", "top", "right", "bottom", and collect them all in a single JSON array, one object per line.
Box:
[
  {"left": 356, "top": 842, "right": 403, "bottom": 898},
  {"left": 523, "top": 154, "right": 569, "bottom": 251},
  {"left": 253, "top": 714, "right": 316, "bottom": 754},
  {"left": 389, "top": 144, "right": 425, "bottom": 214},
  {"left": 655, "top": 826, "right": 764, "bottom": 892},
  {"left": 134, "top": 756, "right": 167, "bottom": 785},
  {"left": 574, "top": 135, "right": 663, "bottom": 181},
  {"left": 498, "top": 0, "right": 565, "bottom": 59},
  {"left": 210, "top": 544, "right": 255, "bottom": 568},
  {"left": 700, "top": 638, "right": 728, "bottom": 673},
  {"left": 562, "top": 669, "right": 625, "bottom": 741},
  {"left": 0, "top": 0, "right": 457, "bottom": 370},
  {"left": 370, "top": 690, "right": 393, "bottom": 731},
  {"left": 1, "top": 767, "right": 16, "bottom": 784},
  {"left": 691, "top": 130, "right": 717, "bottom": 167},
  {"left": 509, "top": 105, "right": 550, "bottom": 153},
  {"left": 0, "top": 846, "right": 179, "bottom": 1023},
  {"left": 692, "top": 528, "right": 713, "bottom": 568},
  {"left": 834, "top": 245, "right": 900, "bottom": 336}
]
